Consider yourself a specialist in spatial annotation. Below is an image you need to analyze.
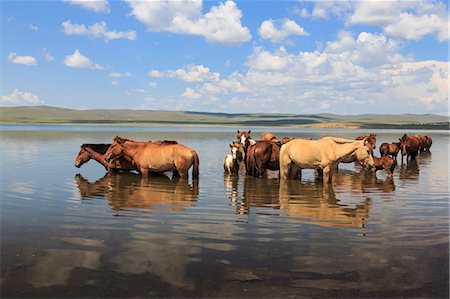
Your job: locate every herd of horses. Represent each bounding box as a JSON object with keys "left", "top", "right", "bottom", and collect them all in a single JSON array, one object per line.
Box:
[{"left": 75, "top": 131, "right": 432, "bottom": 184}]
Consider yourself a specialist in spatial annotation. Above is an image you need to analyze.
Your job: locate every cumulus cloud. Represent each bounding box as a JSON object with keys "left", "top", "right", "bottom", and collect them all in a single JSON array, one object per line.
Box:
[
  {"left": 182, "top": 87, "right": 201, "bottom": 99},
  {"left": 1, "top": 89, "right": 42, "bottom": 104},
  {"left": 63, "top": 0, "right": 110, "bottom": 13},
  {"left": 349, "top": 1, "right": 448, "bottom": 41},
  {"left": 126, "top": 0, "right": 251, "bottom": 46},
  {"left": 62, "top": 20, "right": 136, "bottom": 41},
  {"left": 149, "top": 65, "right": 220, "bottom": 83},
  {"left": 63, "top": 49, "right": 104, "bottom": 69},
  {"left": 259, "top": 18, "right": 308, "bottom": 43},
  {"left": 8, "top": 52, "right": 38, "bottom": 66}
]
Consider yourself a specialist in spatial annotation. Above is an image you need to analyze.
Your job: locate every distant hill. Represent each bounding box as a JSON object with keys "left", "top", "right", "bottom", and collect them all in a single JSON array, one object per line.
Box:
[{"left": 0, "top": 105, "right": 448, "bottom": 129}]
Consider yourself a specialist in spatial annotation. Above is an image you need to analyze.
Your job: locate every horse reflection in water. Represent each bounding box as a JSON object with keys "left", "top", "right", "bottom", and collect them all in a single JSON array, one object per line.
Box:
[
  {"left": 75, "top": 172, "right": 199, "bottom": 213},
  {"left": 226, "top": 170, "right": 396, "bottom": 228}
]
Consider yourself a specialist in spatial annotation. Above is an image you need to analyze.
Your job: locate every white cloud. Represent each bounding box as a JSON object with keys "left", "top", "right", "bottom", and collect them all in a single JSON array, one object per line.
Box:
[
  {"left": 149, "top": 65, "right": 220, "bottom": 83},
  {"left": 108, "top": 72, "right": 132, "bottom": 78},
  {"left": 246, "top": 47, "right": 294, "bottom": 71},
  {"left": 182, "top": 87, "right": 201, "bottom": 99},
  {"left": 259, "top": 18, "right": 308, "bottom": 43},
  {"left": 1, "top": 89, "right": 42, "bottom": 104},
  {"left": 111, "top": 80, "right": 119, "bottom": 85},
  {"left": 148, "top": 82, "right": 157, "bottom": 88},
  {"left": 63, "top": 49, "right": 104, "bottom": 70},
  {"left": 42, "top": 48, "right": 54, "bottom": 62},
  {"left": 62, "top": 20, "right": 136, "bottom": 41},
  {"left": 126, "top": 0, "right": 251, "bottom": 46},
  {"left": 349, "top": 1, "right": 448, "bottom": 41},
  {"left": 63, "top": 0, "right": 110, "bottom": 13},
  {"left": 8, "top": 52, "right": 38, "bottom": 66}
]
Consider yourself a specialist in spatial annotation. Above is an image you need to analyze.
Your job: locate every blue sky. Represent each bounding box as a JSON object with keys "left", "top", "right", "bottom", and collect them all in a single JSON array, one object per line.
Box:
[{"left": 1, "top": 0, "right": 448, "bottom": 115}]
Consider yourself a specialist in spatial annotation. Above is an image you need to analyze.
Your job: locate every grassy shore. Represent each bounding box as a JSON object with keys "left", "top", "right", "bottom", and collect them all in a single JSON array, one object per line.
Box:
[{"left": 1, "top": 106, "right": 448, "bottom": 130}]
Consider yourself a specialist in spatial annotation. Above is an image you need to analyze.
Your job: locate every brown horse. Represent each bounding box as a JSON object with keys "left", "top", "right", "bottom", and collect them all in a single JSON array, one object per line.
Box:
[
  {"left": 355, "top": 134, "right": 376, "bottom": 150},
  {"left": 379, "top": 142, "right": 401, "bottom": 160},
  {"left": 245, "top": 140, "right": 281, "bottom": 177},
  {"left": 399, "top": 134, "right": 420, "bottom": 162},
  {"left": 280, "top": 137, "right": 374, "bottom": 183},
  {"left": 104, "top": 136, "right": 199, "bottom": 179},
  {"left": 415, "top": 134, "right": 433, "bottom": 152},
  {"left": 372, "top": 156, "right": 396, "bottom": 176},
  {"left": 237, "top": 130, "right": 252, "bottom": 147},
  {"left": 75, "top": 143, "right": 136, "bottom": 172}
]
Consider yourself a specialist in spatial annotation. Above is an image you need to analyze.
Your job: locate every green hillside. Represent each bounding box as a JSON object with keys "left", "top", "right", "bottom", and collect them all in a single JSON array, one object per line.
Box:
[{"left": 0, "top": 106, "right": 448, "bottom": 129}]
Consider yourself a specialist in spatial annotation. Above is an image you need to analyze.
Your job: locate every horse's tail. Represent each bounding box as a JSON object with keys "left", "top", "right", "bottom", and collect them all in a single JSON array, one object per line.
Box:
[{"left": 192, "top": 151, "right": 200, "bottom": 179}]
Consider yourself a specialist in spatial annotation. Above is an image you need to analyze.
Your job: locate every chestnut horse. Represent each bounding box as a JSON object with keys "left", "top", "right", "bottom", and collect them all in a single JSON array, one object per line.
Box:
[
  {"left": 399, "top": 134, "right": 420, "bottom": 162},
  {"left": 372, "top": 156, "right": 396, "bottom": 176},
  {"left": 355, "top": 134, "right": 377, "bottom": 151},
  {"left": 104, "top": 137, "right": 199, "bottom": 179},
  {"left": 280, "top": 137, "right": 374, "bottom": 183},
  {"left": 379, "top": 142, "right": 401, "bottom": 160},
  {"left": 75, "top": 143, "right": 136, "bottom": 172},
  {"left": 415, "top": 134, "right": 433, "bottom": 152}
]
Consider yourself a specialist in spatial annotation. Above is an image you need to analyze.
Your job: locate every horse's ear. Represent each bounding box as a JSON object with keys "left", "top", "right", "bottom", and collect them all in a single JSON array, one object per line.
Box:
[
  {"left": 248, "top": 130, "right": 251, "bottom": 134},
  {"left": 229, "top": 144, "right": 233, "bottom": 148},
  {"left": 237, "top": 130, "right": 240, "bottom": 133}
]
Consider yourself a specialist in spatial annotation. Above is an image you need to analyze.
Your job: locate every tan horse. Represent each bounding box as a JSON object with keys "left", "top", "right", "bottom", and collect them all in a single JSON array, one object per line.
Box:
[
  {"left": 279, "top": 137, "right": 374, "bottom": 183},
  {"left": 104, "top": 136, "right": 199, "bottom": 179}
]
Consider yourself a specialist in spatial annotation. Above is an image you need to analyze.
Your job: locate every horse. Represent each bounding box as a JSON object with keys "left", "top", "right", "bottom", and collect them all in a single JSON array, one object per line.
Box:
[
  {"left": 415, "top": 134, "right": 433, "bottom": 152},
  {"left": 279, "top": 137, "right": 374, "bottom": 183},
  {"left": 379, "top": 142, "right": 401, "bottom": 160},
  {"left": 75, "top": 143, "right": 136, "bottom": 172},
  {"left": 372, "top": 156, "right": 396, "bottom": 177},
  {"left": 245, "top": 140, "right": 281, "bottom": 177},
  {"left": 399, "top": 134, "right": 420, "bottom": 162},
  {"left": 355, "top": 133, "right": 377, "bottom": 151},
  {"left": 223, "top": 143, "right": 240, "bottom": 174},
  {"left": 236, "top": 130, "right": 252, "bottom": 147},
  {"left": 104, "top": 136, "right": 199, "bottom": 179},
  {"left": 261, "top": 132, "right": 279, "bottom": 143}
]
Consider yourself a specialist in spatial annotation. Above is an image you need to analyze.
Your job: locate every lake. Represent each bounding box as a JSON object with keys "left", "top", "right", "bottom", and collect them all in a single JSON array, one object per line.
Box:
[{"left": 1, "top": 125, "right": 448, "bottom": 298}]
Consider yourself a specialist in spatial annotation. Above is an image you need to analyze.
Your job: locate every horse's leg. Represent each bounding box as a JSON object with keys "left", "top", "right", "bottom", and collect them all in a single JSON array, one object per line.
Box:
[
  {"left": 173, "top": 169, "right": 180, "bottom": 178},
  {"left": 322, "top": 165, "right": 332, "bottom": 184}
]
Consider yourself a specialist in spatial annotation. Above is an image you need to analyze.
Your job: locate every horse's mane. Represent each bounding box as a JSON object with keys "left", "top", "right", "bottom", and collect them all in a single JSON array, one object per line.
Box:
[
  {"left": 323, "top": 137, "right": 362, "bottom": 144},
  {"left": 153, "top": 140, "right": 178, "bottom": 145},
  {"left": 81, "top": 143, "right": 111, "bottom": 154}
]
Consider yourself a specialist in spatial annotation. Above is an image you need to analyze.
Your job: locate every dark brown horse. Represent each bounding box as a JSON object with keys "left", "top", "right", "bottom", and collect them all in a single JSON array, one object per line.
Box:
[
  {"left": 245, "top": 140, "right": 281, "bottom": 177},
  {"left": 379, "top": 142, "right": 401, "bottom": 160},
  {"left": 104, "top": 136, "right": 199, "bottom": 179},
  {"left": 75, "top": 143, "right": 136, "bottom": 172},
  {"left": 399, "top": 134, "right": 420, "bottom": 162},
  {"left": 372, "top": 156, "right": 396, "bottom": 177}
]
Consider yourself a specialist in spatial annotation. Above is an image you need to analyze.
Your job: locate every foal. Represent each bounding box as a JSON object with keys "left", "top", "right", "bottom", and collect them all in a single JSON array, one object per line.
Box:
[
  {"left": 372, "top": 156, "right": 396, "bottom": 177},
  {"left": 223, "top": 143, "right": 240, "bottom": 174}
]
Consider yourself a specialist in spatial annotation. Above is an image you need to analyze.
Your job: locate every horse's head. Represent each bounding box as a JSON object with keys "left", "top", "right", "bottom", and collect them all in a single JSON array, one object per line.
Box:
[
  {"left": 237, "top": 130, "right": 251, "bottom": 147},
  {"left": 355, "top": 145, "right": 374, "bottom": 170},
  {"left": 399, "top": 137, "right": 410, "bottom": 156},
  {"left": 104, "top": 137, "right": 126, "bottom": 163},
  {"left": 74, "top": 144, "right": 90, "bottom": 168}
]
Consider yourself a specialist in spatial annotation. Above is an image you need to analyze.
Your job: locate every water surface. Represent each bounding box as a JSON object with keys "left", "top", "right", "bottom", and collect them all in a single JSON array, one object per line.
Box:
[{"left": 1, "top": 126, "right": 448, "bottom": 298}]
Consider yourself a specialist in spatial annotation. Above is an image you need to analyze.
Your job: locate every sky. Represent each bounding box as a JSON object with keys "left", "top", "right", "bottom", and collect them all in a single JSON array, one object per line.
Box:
[{"left": 1, "top": 0, "right": 449, "bottom": 115}]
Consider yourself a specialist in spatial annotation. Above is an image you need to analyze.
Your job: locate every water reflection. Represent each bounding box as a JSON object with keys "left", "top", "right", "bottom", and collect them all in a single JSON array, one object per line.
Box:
[
  {"left": 399, "top": 159, "right": 420, "bottom": 181},
  {"left": 29, "top": 248, "right": 101, "bottom": 287},
  {"left": 225, "top": 169, "right": 397, "bottom": 228},
  {"left": 279, "top": 180, "right": 372, "bottom": 228},
  {"left": 75, "top": 173, "right": 199, "bottom": 213}
]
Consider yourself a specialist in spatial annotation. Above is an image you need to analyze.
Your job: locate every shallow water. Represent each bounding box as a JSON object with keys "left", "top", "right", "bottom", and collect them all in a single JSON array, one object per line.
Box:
[{"left": 1, "top": 126, "right": 448, "bottom": 298}]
